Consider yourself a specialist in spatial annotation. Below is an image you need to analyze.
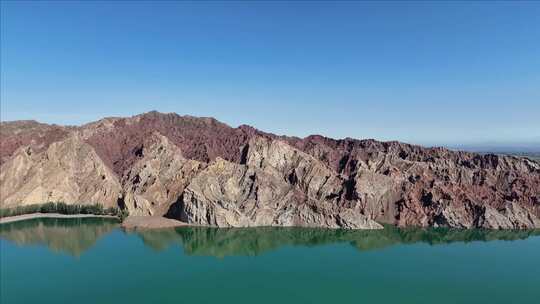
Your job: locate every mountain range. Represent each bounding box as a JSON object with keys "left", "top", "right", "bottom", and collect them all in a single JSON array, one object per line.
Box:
[{"left": 1, "top": 111, "right": 539, "bottom": 229}]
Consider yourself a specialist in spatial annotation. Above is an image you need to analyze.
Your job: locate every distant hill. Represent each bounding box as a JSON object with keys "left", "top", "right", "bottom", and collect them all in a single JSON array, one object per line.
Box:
[{"left": 450, "top": 143, "right": 540, "bottom": 154}]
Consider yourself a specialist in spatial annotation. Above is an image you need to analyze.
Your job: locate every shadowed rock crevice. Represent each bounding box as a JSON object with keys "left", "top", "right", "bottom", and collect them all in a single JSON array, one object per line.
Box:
[{"left": 164, "top": 194, "right": 185, "bottom": 220}]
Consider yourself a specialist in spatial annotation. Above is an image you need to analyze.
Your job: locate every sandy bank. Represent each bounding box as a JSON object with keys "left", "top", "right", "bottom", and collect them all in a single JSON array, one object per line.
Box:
[
  {"left": 0, "top": 213, "right": 118, "bottom": 224},
  {"left": 121, "top": 216, "right": 189, "bottom": 230}
]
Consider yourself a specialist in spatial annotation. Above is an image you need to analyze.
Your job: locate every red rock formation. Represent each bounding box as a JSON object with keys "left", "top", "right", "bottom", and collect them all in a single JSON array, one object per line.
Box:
[
  {"left": 0, "top": 120, "right": 71, "bottom": 165},
  {"left": 83, "top": 111, "right": 266, "bottom": 176}
]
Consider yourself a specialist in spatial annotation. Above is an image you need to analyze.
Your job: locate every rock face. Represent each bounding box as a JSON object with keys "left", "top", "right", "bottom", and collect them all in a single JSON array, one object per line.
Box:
[
  {"left": 1, "top": 111, "right": 539, "bottom": 229},
  {"left": 121, "top": 133, "right": 205, "bottom": 216},
  {"left": 287, "top": 136, "right": 540, "bottom": 229},
  {"left": 177, "top": 138, "right": 381, "bottom": 229}
]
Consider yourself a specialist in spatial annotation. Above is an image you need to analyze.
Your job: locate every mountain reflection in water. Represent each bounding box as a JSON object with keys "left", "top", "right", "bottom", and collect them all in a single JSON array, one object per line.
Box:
[
  {"left": 1, "top": 218, "right": 539, "bottom": 257},
  {"left": 0, "top": 218, "right": 119, "bottom": 256}
]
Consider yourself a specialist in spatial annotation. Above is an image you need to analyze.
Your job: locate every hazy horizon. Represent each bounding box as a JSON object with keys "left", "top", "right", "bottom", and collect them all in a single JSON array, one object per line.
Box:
[
  {"left": 1, "top": 1, "right": 539, "bottom": 147},
  {"left": 2, "top": 110, "right": 539, "bottom": 150}
]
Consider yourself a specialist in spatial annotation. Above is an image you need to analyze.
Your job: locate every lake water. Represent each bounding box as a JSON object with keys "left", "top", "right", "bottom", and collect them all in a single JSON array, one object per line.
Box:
[{"left": 1, "top": 218, "right": 539, "bottom": 304}]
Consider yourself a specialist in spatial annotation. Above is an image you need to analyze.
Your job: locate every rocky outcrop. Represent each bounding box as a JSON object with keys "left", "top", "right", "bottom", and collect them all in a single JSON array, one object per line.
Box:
[
  {"left": 286, "top": 136, "right": 540, "bottom": 229},
  {"left": 176, "top": 137, "right": 381, "bottom": 229},
  {"left": 1, "top": 111, "right": 538, "bottom": 229},
  {"left": 121, "top": 134, "right": 205, "bottom": 216}
]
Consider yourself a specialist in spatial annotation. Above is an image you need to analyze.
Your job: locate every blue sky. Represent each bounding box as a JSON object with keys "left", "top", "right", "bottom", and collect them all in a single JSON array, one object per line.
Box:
[{"left": 1, "top": 1, "right": 539, "bottom": 146}]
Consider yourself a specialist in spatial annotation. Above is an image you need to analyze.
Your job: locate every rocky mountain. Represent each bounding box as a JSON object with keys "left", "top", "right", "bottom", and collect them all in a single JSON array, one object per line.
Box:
[{"left": 1, "top": 111, "right": 539, "bottom": 229}]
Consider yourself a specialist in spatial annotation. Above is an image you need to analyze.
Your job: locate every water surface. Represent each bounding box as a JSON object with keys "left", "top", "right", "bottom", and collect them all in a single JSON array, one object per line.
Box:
[{"left": 1, "top": 218, "right": 539, "bottom": 304}]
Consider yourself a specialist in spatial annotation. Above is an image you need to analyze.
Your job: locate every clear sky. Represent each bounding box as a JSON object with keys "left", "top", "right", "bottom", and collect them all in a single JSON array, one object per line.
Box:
[{"left": 1, "top": 1, "right": 539, "bottom": 146}]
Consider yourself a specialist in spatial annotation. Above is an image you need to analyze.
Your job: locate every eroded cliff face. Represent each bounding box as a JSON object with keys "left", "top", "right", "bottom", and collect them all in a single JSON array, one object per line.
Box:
[
  {"left": 177, "top": 137, "right": 382, "bottom": 229},
  {"left": 1, "top": 112, "right": 539, "bottom": 229},
  {"left": 121, "top": 133, "right": 205, "bottom": 216},
  {"left": 289, "top": 137, "right": 540, "bottom": 229}
]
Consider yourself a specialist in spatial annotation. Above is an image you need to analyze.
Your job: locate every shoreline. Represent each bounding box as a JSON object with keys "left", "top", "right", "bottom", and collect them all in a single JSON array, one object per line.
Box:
[
  {"left": 0, "top": 213, "right": 118, "bottom": 224},
  {"left": 1, "top": 213, "right": 538, "bottom": 231}
]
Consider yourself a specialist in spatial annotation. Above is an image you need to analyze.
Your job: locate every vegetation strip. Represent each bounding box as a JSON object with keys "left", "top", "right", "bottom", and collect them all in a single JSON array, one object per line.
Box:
[{"left": 0, "top": 202, "right": 129, "bottom": 221}]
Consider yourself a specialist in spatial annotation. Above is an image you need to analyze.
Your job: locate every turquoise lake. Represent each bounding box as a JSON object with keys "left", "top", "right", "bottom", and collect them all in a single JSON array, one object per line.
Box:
[{"left": 1, "top": 218, "right": 539, "bottom": 304}]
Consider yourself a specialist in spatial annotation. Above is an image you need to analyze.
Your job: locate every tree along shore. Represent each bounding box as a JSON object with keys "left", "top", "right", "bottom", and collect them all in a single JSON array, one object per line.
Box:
[{"left": 0, "top": 202, "right": 129, "bottom": 222}]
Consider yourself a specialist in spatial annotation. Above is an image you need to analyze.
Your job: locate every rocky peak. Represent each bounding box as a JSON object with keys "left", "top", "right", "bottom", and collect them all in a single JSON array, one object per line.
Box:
[{"left": 0, "top": 120, "right": 71, "bottom": 165}]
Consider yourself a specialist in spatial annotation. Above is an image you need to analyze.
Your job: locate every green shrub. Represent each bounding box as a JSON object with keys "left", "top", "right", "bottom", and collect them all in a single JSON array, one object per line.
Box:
[
  {"left": 118, "top": 209, "right": 130, "bottom": 222},
  {"left": 0, "top": 208, "right": 12, "bottom": 218},
  {"left": 40, "top": 202, "right": 57, "bottom": 213}
]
